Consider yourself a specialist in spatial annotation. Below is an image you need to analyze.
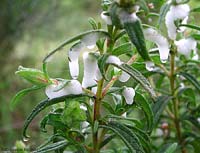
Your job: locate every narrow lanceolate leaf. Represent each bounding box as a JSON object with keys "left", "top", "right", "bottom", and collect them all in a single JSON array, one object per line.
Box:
[
  {"left": 112, "top": 42, "right": 132, "bottom": 56},
  {"left": 10, "top": 85, "right": 44, "bottom": 111},
  {"left": 164, "top": 143, "right": 178, "bottom": 153},
  {"left": 158, "top": 2, "right": 170, "bottom": 28},
  {"left": 33, "top": 140, "right": 68, "bottom": 153},
  {"left": 135, "top": 92, "right": 154, "bottom": 132},
  {"left": 179, "top": 72, "right": 200, "bottom": 93},
  {"left": 124, "top": 20, "right": 151, "bottom": 61},
  {"left": 179, "top": 24, "right": 200, "bottom": 31},
  {"left": 153, "top": 96, "right": 172, "bottom": 126},
  {"left": 97, "top": 54, "right": 110, "bottom": 80},
  {"left": 110, "top": 2, "right": 123, "bottom": 28},
  {"left": 100, "top": 122, "right": 145, "bottom": 153},
  {"left": 136, "top": 0, "right": 149, "bottom": 14},
  {"left": 100, "top": 134, "right": 116, "bottom": 149},
  {"left": 191, "top": 7, "right": 200, "bottom": 13},
  {"left": 23, "top": 94, "right": 90, "bottom": 138},
  {"left": 43, "top": 30, "right": 109, "bottom": 62},
  {"left": 112, "top": 63, "right": 156, "bottom": 100}
]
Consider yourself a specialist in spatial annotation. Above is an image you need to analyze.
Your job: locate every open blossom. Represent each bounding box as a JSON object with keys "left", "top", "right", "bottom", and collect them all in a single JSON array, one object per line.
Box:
[
  {"left": 122, "top": 87, "right": 135, "bottom": 105},
  {"left": 144, "top": 28, "right": 170, "bottom": 63},
  {"left": 68, "top": 42, "right": 84, "bottom": 79},
  {"left": 165, "top": 4, "right": 190, "bottom": 40},
  {"left": 175, "top": 38, "right": 197, "bottom": 57},
  {"left": 45, "top": 80, "right": 83, "bottom": 99},
  {"left": 82, "top": 52, "right": 100, "bottom": 88},
  {"left": 119, "top": 71, "right": 130, "bottom": 82}
]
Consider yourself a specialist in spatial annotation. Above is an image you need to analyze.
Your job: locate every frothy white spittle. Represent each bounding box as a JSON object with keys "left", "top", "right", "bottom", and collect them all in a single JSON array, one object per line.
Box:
[
  {"left": 145, "top": 61, "right": 155, "bottom": 71},
  {"left": 45, "top": 80, "right": 83, "bottom": 99},
  {"left": 165, "top": 4, "right": 190, "bottom": 40},
  {"left": 82, "top": 52, "right": 98, "bottom": 88},
  {"left": 144, "top": 28, "right": 169, "bottom": 63},
  {"left": 119, "top": 71, "right": 130, "bottom": 82},
  {"left": 122, "top": 87, "right": 135, "bottom": 105},
  {"left": 175, "top": 38, "right": 197, "bottom": 57},
  {"left": 101, "top": 11, "right": 112, "bottom": 25},
  {"left": 106, "top": 55, "right": 122, "bottom": 65},
  {"left": 68, "top": 42, "right": 84, "bottom": 78}
]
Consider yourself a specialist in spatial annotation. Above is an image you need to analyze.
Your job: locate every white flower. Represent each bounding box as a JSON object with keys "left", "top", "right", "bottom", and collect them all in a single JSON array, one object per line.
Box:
[
  {"left": 106, "top": 55, "right": 122, "bottom": 65},
  {"left": 119, "top": 11, "right": 138, "bottom": 25},
  {"left": 122, "top": 87, "right": 135, "bottom": 105},
  {"left": 145, "top": 61, "right": 155, "bottom": 71},
  {"left": 101, "top": 11, "right": 112, "bottom": 25},
  {"left": 119, "top": 71, "right": 130, "bottom": 82},
  {"left": 45, "top": 80, "right": 83, "bottom": 99},
  {"left": 82, "top": 52, "right": 98, "bottom": 88},
  {"left": 165, "top": 4, "right": 190, "bottom": 40},
  {"left": 144, "top": 28, "right": 170, "bottom": 63},
  {"left": 68, "top": 42, "right": 84, "bottom": 79},
  {"left": 175, "top": 38, "right": 197, "bottom": 57},
  {"left": 197, "top": 117, "right": 200, "bottom": 124}
]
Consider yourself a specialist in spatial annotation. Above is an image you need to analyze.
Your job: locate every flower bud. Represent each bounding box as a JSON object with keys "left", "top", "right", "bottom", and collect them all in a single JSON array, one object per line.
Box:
[{"left": 122, "top": 87, "right": 135, "bottom": 105}]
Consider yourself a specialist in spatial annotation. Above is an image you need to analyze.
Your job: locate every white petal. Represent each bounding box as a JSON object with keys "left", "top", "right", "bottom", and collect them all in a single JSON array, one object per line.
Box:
[
  {"left": 82, "top": 52, "right": 98, "bottom": 88},
  {"left": 69, "top": 59, "right": 79, "bottom": 79},
  {"left": 144, "top": 28, "right": 169, "bottom": 63},
  {"left": 101, "top": 12, "right": 112, "bottom": 25},
  {"left": 122, "top": 87, "right": 135, "bottom": 105},
  {"left": 145, "top": 61, "right": 155, "bottom": 71},
  {"left": 165, "top": 4, "right": 190, "bottom": 40},
  {"left": 119, "top": 11, "right": 138, "bottom": 24},
  {"left": 95, "top": 66, "right": 102, "bottom": 81},
  {"left": 175, "top": 38, "right": 197, "bottom": 57},
  {"left": 119, "top": 71, "right": 130, "bottom": 82},
  {"left": 106, "top": 55, "right": 122, "bottom": 65},
  {"left": 45, "top": 80, "right": 82, "bottom": 99}
]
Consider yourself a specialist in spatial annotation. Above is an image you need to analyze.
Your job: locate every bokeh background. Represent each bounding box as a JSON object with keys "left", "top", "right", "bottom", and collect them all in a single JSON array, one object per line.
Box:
[{"left": 0, "top": 0, "right": 199, "bottom": 150}]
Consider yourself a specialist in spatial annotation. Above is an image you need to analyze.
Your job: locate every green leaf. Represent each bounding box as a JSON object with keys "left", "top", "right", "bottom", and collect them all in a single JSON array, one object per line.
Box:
[
  {"left": 136, "top": 0, "right": 149, "bottom": 14},
  {"left": 164, "top": 143, "right": 177, "bottom": 153},
  {"left": 33, "top": 140, "right": 68, "bottom": 153},
  {"left": 100, "top": 134, "right": 116, "bottom": 149},
  {"left": 110, "top": 2, "right": 123, "bottom": 29},
  {"left": 43, "top": 30, "right": 109, "bottom": 62},
  {"left": 135, "top": 92, "right": 154, "bottom": 132},
  {"left": 124, "top": 19, "right": 151, "bottom": 61},
  {"left": 179, "top": 72, "right": 200, "bottom": 93},
  {"left": 152, "top": 96, "right": 172, "bottom": 126},
  {"left": 179, "top": 24, "right": 200, "bottom": 31},
  {"left": 88, "top": 18, "right": 98, "bottom": 30},
  {"left": 23, "top": 94, "right": 90, "bottom": 138},
  {"left": 112, "top": 42, "right": 132, "bottom": 56},
  {"left": 112, "top": 63, "right": 156, "bottom": 100},
  {"left": 10, "top": 85, "right": 44, "bottom": 111},
  {"left": 191, "top": 7, "right": 200, "bottom": 13},
  {"left": 16, "top": 66, "right": 50, "bottom": 86},
  {"left": 97, "top": 54, "right": 110, "bottom": 80},
  {"left": 158, "top": 2, "right": 170, "bottom": 28},
  {"left": 100, "top": 122, "right": 145, "bottom": 153},
  {"left": 190, "top": 34, "right": 200, "bottom": 40}
]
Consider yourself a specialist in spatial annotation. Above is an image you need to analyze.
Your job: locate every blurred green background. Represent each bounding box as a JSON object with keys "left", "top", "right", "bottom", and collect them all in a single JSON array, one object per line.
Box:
[{"left": 0, "top": 0, "right": 199, "bottom": 150}]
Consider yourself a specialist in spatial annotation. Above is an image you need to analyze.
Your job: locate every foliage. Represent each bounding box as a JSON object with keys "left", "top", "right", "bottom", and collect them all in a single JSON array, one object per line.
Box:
[{"left": 11, "top": 0, "right": 200, "bottom": 153}]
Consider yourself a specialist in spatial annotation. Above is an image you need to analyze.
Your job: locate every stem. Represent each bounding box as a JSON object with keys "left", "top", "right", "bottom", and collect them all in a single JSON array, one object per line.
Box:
[
  {"left": 170, "top": 50, "right": 186, "bottom": 153},
  {"left": 93, "top": 79, "right": 104, "bottom": 153}
]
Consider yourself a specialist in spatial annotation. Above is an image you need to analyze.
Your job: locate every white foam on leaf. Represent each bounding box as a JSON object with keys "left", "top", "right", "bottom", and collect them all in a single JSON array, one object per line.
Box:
[{"left": 122, "top": 87, "right": 135, "bottom": 105}]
